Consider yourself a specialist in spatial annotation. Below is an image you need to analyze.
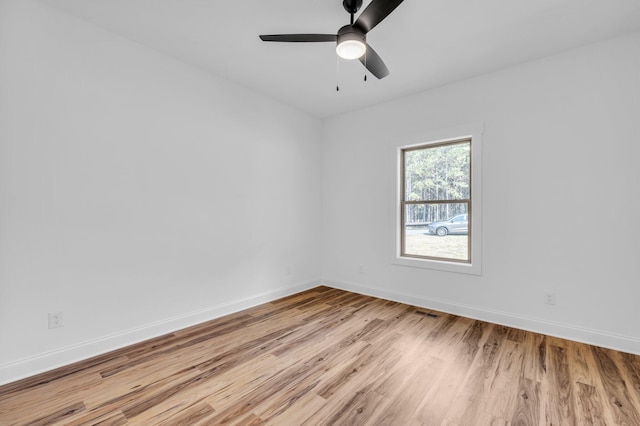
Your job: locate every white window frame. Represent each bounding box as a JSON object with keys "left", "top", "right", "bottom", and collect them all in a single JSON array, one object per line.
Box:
[{"left": 394, "top": 122, "right": 483, "bottom": 275}]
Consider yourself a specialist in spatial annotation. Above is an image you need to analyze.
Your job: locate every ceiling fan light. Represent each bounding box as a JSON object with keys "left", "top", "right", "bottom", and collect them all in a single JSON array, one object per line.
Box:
[
  {"left": 336, "top": 39, "right": 366, "bottom": 59},
  {"left": 336, "top": 25, "right": 366, "bottom": 60}
]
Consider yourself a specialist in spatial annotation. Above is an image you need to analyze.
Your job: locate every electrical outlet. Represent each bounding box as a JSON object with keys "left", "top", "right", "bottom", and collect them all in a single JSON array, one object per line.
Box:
[
  {"left": 358, "top": 265, "right": 364, "bottom": 274},
  {"left": 48, "top": 312, "right": 63, "bottom": 329},
  {"left": 543, "top": 292, "right": 556, "bottom": 306},
  {"left": 284, "top": 265, "right": 292, "bottom": 276}
]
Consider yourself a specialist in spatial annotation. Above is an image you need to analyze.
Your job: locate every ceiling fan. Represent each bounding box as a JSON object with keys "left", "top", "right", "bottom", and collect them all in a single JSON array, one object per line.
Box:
[{"left": 259, "top": 0, "right": 404, "bottom": 79}]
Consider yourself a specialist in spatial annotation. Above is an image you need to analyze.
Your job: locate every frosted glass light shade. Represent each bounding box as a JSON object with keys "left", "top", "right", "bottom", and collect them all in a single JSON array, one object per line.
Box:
[{"left": 336, "top": 39, "right": 366, "bottom": 59}]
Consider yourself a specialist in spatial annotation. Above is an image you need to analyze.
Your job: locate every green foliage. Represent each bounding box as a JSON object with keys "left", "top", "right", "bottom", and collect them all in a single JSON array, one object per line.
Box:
[{"left": 404, "top": 141, "right": 470, "bottom": 223}]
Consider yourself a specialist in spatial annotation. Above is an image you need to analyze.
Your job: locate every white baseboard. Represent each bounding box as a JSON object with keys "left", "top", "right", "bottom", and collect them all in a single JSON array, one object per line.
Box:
[
  {"left": 4, "top": 278, "right": 637, "bottom": 387},
  {"left": 0, "top": 280, "right": 321, "bottom": 386},
  {"left": 323, "top": 279, "right": 640, "bottom": 356}
]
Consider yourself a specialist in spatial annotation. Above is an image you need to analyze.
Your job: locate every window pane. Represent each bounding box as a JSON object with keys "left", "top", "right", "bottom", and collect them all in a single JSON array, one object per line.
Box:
[
  {"left": 404, "top": 203, "right": 469, "bottom": 261},
  {"left": 404, "top": 142, "right": 470, "bottom": 201}
]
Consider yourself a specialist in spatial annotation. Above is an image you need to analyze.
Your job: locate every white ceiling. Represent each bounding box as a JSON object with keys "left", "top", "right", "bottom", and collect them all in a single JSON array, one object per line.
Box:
[{"left": 39, "top": 0, "right": 640, "bottom": 118}]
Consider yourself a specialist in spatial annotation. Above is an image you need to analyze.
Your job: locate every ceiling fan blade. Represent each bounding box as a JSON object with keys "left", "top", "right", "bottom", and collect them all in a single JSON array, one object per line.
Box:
[
  {"left": 359, "top": 44, "right": 389, "bottom": 79},
  {"left": 353, "top": 0, "right": 404, "bottom": 34},
  {"left": 259, "top": 34, "right": 337, "bottom": 42}
]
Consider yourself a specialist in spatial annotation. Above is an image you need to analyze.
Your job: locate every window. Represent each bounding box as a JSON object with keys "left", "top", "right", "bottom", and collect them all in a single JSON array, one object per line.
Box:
[
  {"left": 395, "top": 124, "right": 482, "bottom": 275},
  {"left": 401, "top": 139, "right": 471, "bottom": 262}
]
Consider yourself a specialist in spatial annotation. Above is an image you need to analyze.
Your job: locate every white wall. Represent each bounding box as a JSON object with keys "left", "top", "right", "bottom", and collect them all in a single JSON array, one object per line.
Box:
[
  {"left": 0, "top": 0, "right": 322, "bottom": 384},
  {"left": 322, "top": 32, "right": 640, "bottom": 354}
]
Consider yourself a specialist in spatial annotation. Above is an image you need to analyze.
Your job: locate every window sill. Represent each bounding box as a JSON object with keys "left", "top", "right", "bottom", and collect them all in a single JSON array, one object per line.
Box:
[{"left": 393, "top": 255, "right": 482, "bottom": 275}]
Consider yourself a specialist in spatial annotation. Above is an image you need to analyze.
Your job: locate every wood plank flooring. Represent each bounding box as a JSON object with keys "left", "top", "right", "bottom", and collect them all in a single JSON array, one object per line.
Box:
[{"left": 1, "top": 286, "right": 640, "bottom": 425}]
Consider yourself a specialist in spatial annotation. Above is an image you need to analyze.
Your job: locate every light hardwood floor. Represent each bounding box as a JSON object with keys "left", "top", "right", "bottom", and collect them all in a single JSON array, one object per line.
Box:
[{"left": 1, "top": 287, "right": 640, "bottom": 425}]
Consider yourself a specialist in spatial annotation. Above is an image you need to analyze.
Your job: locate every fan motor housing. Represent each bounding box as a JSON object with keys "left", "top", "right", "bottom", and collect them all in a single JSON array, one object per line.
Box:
[{"left": 337, "top": 25, "right": 366, "bottom": 46}]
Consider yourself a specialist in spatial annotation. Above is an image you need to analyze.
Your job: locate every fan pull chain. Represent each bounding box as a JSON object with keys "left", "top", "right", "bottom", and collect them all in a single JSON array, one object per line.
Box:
[
  {"left": 336, "top": 57, "right": 340, "bottom": 92},
  {"left": 364, "top": 50, "right": 367, "bottom": 81}
]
